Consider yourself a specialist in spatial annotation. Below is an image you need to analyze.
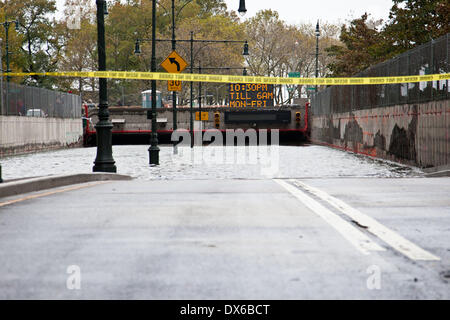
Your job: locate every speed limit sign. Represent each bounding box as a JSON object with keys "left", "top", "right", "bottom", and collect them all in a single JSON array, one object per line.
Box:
[{"left": 168, "top": 80, "right": 182, "bottom": 92}]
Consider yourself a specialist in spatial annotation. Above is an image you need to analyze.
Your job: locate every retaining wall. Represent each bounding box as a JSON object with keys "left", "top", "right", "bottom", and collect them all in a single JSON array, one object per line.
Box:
[
  {"left": 0, "top": 116, "right": 83, "bottom": 157},
  {"left": 311, "top": 100, "right": 449, "bottom": 168}
]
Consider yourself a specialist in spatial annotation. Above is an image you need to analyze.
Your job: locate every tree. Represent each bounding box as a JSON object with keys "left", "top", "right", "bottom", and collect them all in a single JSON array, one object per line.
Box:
[
  {"left": 1, "top": 0, "right": 59, "bottom": 88},
  {"left": 326, "top": 14, "right": 387, "bottom": 77},
  {"left": 245, "top": 10, "right": 341, "bottom": 104},
  {"left": 326, "top": 0, "right": 450, "bottom": 77},
  {"left": 384, "top": 0, "right": 450, "bottom": 54},
  {"left": 0, "top": 7, "right": 24, "bottom": 82}
]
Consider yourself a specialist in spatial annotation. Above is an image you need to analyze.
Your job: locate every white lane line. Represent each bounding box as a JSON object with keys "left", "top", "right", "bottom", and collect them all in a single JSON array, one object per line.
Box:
[
  {"left": 291, "top": 180, "right": 440, "bottom": 261},
  {"left": 274, "top": 179, "right": 385, "bottom": 256}
]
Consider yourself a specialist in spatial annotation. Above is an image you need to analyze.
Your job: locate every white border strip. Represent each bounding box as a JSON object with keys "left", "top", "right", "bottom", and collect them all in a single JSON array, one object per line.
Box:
[
  {"left": 274, "top": 179, "right": 385, "bottom": 255},
  {"left": 291, "top": 180, "right": 440, "bottom": 261}
]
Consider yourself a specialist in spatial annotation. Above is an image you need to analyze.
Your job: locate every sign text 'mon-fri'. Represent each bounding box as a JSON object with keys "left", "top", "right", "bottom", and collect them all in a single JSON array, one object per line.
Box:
[{"left": 229, "top": 83, "right": 274, "bottom": 108}]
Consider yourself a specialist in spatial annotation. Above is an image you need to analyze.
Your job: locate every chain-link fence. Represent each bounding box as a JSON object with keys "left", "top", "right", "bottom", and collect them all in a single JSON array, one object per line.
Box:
[
  {"left": 312, "top": 34, "right": 449, "bottom": 115},
  {"left": 0, "top": 82, "right": 82, "bottom": 119}
]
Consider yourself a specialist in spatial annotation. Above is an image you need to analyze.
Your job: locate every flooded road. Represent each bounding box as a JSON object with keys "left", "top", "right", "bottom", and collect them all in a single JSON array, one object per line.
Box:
[{"left": 0, "top": 145, "right": 423, "bottom": 181}]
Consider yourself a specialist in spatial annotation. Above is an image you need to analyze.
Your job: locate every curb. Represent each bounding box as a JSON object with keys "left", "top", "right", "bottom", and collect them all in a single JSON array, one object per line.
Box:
[
  {"left": 423, "top": 165, "right": 450, "bottom": 178},
  {"left": 424, "top": 170, "right": 450, "bottom": 178},
  {"left": 0, "top": 173, "right": 133, "bottom": 199}
]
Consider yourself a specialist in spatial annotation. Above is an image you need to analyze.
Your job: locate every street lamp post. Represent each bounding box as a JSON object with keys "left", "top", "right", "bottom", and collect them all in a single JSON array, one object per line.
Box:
[
  {"left": 198, "top": 62, "right": 202, "bottom": 133},
  {"left": 238, "top": 0, "right": 247, "bottom": 16},
  {"left": 190, "top": 39, "right": 248, "bottom": 144},
  {"left": 315, "top": 20, "right": 320, "bottom": 93},
  {"left": 93, "top": 0, "right": 117, "bottom": 173},
  {"left": 190, "top": 31, "right": 194, "bottom": 147},
  {"left": 1, "top": 18, "right": 19, "bottom": 116},
  {"left": 171, "top": 0, "right": 178, "bottom": 154},
  {"left": 136, "top": 36, "right": 248, "bottom": 148},
  {"left": 0, "top": 38, "right": 3, "bottom": 119},
  {"left": 149, "top": 0, "right": 160, "bottom": 165},
  {"left": 135, "top": 1, "right": 247, "bottom": 151}
]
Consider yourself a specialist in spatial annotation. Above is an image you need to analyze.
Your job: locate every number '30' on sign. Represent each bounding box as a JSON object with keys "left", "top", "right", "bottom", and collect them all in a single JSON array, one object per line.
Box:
[{"left": 168, "top": 80, "right": 182, "bottom": 92}]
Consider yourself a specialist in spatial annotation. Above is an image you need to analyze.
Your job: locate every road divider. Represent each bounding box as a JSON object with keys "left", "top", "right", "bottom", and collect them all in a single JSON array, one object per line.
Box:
[{"left": 6, "top": 71, "right": 450, "bottom": 85}]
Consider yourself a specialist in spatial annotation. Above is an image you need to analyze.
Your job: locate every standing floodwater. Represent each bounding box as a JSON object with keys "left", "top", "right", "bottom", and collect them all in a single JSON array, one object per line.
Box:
[{"left": 0, "top": 145, "right": 423, "bottom": 181}]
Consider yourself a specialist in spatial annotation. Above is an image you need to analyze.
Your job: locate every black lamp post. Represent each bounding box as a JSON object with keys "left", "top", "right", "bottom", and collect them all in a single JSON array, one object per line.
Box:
[
  {"left": 134, "top": 8, "right": 160, "bottom": 166},
  {"left": 238, "top": 0, "right": 247, "bottom": 16},
  {"left": 135, "top": 1, "right": 247, "bottom": 152},
  {"left": 93, "top": 0, "right": 117, "bottom": 173},
  {"left": 135, "top": 36, "right": 249, "bottom": 148},
  {"left": 315, "top": 20, "right": 320, "bottom": 93},
  {"left": 148, "top": 0, "right": 160, "bottom": 166},
  {"left": 190, "top": 31, "right": 194, "bottom": 147},
  {"left": 190, "top": 38, "right": 249, "bottom": 145},
  {"left": 171, "top": 0, "right": 178, "bottom": 154}
]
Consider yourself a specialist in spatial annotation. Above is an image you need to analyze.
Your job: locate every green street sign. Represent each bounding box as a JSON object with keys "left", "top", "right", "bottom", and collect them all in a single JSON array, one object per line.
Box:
[
  {"left": 288, "top": 72, "right": 301, "bottom": 78},
  {"left": 307, "top": 87, "right": 316, "bottom": 91}
]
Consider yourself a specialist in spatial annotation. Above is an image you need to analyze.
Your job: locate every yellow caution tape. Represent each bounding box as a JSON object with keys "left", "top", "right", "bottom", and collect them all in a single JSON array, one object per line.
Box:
[{"left": 5, "top": 71, "right": 450, "bottom": 85}]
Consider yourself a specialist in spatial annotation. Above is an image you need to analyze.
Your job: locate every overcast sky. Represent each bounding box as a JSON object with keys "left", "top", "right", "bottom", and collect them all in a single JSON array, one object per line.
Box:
[
  {"left": 224, "top": 0, "right": 394, "bottom": 25},
  {"left": 55, "top": 0, "right": 395, "bottom": 26}
]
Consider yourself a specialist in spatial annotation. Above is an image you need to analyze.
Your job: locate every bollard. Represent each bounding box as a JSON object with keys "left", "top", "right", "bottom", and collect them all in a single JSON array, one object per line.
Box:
[{"left": 0, "top": 165, "right": 3, "bottom": 183}]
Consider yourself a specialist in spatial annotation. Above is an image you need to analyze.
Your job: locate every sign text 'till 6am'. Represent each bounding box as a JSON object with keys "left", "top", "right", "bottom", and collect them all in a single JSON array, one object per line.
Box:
[{"left": 229, "top": 83, "right": 274, "bottom": 108}]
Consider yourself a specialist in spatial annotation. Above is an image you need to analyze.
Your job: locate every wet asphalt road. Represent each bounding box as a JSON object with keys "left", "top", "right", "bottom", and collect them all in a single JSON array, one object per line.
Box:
[{"left": 0, "top": 175, "right": 449, "bottom": 299}]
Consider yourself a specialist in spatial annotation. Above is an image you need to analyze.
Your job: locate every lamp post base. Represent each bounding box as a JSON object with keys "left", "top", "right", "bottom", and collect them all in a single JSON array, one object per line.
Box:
[
  {"left": 149, "top": 145, "right": 160, "bottom": 166},
  {"left": 93, "top": 121, "right": 117, "bottom": 173},
  {"left": 93, "top": 161, "right": 117, "bottom": 173}
]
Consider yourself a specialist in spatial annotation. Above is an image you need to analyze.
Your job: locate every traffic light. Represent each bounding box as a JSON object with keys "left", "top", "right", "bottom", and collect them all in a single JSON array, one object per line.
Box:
[
  {"left": 295, "top": 112, "right": 301, "bottom": 125},
  {"left": 214, "top": 112, "right": 220, "bottom": 129}
]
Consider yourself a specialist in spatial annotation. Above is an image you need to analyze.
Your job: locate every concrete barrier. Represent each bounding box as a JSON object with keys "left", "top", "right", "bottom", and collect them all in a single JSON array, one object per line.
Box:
[
  {"left": 0, "top": 116, "right": 83, "bottom": 157},
  {"left": 311, "top": 99, "right": 449, "bottom": 168},
  {"left": 0, "top": 173, "right": 133, "bottom": 198},
  {"left": 423, "top": 164, "right": 450, "bottom": 177}
]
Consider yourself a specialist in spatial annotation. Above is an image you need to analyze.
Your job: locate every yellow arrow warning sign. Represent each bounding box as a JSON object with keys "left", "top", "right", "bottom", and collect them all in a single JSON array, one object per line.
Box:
[{"left": 161, "top": 51, "right": 188, "bottom": 74}]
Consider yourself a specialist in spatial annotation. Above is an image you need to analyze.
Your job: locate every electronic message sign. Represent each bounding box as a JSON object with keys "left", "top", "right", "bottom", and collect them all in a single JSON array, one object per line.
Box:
[{"left": 229, "top": 83, "right": 274, "bottom": 108}]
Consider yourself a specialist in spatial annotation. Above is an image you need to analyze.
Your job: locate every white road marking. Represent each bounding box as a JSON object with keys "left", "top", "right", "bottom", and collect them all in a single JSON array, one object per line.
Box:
[
  {"left": 274, "top": 179, "right": 385, "bottom": 255},
  {"left": 291, "top": 180, "right": 440, "bottom": 261}
]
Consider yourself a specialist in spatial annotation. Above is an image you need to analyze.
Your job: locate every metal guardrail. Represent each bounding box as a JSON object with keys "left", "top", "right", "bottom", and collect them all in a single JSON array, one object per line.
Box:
[
  {"left": 0, "top": 82, "right": 82, "bottom": 119},
  {"left": 312, "top": 33, "right": 449, "bottom": 115}
]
